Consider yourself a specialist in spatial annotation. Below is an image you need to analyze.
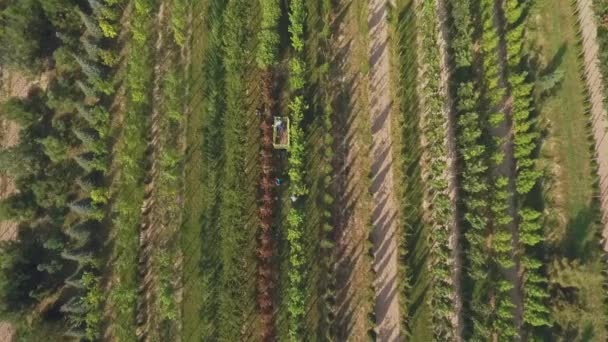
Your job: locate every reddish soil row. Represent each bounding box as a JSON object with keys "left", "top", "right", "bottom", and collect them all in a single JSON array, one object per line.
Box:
[{"left": 256, "top": 71, "right": 277, "bottom": 341}]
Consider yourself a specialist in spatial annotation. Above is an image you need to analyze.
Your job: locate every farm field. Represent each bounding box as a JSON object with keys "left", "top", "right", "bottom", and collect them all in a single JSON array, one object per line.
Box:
[{"left": 0, "top": 0, "right": 607, "bottom": 341}]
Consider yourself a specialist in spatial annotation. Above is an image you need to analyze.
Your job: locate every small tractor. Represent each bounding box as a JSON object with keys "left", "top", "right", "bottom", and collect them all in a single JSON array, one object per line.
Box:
[{"left": 272, "top": 116, "right": 289, "bottom": 149}]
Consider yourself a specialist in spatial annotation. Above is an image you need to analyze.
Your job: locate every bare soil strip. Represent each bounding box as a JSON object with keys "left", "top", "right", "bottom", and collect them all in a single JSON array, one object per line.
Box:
[
  {"left": 367, "top": 0, "right": 400, "bottom": 339},
  {"left": 574, "top": 0, "right": 608, "bottom": 252},
  {"left": 0, "top": 322, "right": 14, "bottom": 342},
  {"left": 331, "top": 0, "right": 375, "bottom": 340}
]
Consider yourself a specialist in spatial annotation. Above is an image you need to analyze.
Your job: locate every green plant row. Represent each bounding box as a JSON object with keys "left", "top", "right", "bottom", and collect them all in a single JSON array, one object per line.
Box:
[
  {"left": 61, "top": 1, "right": 125, "bottom": 339},
  {"left": 286, "top": 0, "right": 309, "bottom": 340},
  {"left": 257, "top": 0, "right": 281, "bottom": 68},
  {"left": 416, "top": 0, "right": 456, "bottom": 339},
  {"left": 503, "top": 0, "right": 550, "bottom": 334},
  {"left": 477, "top": 0, "right": 519, "bottom": 338},
  {"left": 0, "top": 0, "right": 124, "bottom": 339},
  {"left": 107, "top": 0, "right": 156, "bottom": 340},
  {"left": 311, "top": 1, "right": 343, "bottom": 339},
  {"left": 447, "top": 0, "right": 495, "bottom": 339},
  {"left": 215, "top": 1, "right": 259, "bottom": 340}
]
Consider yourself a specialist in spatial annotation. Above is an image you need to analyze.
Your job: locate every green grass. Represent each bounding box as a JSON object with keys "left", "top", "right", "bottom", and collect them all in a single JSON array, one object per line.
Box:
[
  {"left": 532, "top": 0, "right": 607, "bottom": 338},
  {"left": 535, "top": 0, "right": 594, "bottom": 220},
  {"left": 180, "top": 0, "right": 217, "bottom": 340},
  {"left": 181, "top": 1, "right": 263, "bottom": 340}
]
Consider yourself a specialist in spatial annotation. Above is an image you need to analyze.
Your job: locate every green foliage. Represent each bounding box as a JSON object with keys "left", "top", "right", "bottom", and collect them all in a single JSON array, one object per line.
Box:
[
  {"left": 284, "top": 0, "right": 311, "bottom": 339},
  {"left": 256, "top": 0, "right": 280, "bottom": 67},
  {"left": 169, "top": 0, "right": 188, "bottom": 46},
  {"left": 156, "top": 252, "right": 178, "bottom": 321},
  {"left": 0, "top": 97, "right": 40, "bottom": 127},
  {"left": 416, "top": 0, "right": 455, "bottom": 339},
  {"left": 0, "top": 0, "right": 56, "bottom": 71}
]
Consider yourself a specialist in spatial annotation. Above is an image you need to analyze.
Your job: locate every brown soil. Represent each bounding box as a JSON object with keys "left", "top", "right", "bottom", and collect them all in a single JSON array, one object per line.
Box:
[
  {"left": 331, "top": 0, "right": 376, "bottom": 340},
  {"left": 0, "top": 322, "right": 15, "bottom": 342},
  {"left": 367, "top": 0, "right": 401, "bottom": 339},
  {"left": 255, "top": 71, "right": 277, "bottom": 341}
]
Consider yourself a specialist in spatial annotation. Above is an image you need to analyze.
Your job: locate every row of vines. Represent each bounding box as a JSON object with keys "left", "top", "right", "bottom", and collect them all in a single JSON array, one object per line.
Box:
[
  {"left": 285, "top": 0, "right": 309, "bottom": 339},
  {"left": 447, "top": 0, "right": 496, "bottom": 339},
  {"left": 414, "top": 0, "right": 456, "bottom": 339},
  {"left": 502, "top": 0, "right": 550, "bottom": 337},
  {"left": 106, "top": 0, "right": 156, "bottom": 339}
]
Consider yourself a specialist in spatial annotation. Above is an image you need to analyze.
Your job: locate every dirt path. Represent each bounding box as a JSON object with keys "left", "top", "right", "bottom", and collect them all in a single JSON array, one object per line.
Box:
[
  {"left": 367, "top": 0, "right": 400, "bottom": 339},
  {"left": 0, "top": 322, "right": 14, "bottom": 342},
  {"left": 331, "top": 0, "right": 375, "bottom": 340},
  {"left": 574, "top": 0, "right": 608, "bottom": 252}
]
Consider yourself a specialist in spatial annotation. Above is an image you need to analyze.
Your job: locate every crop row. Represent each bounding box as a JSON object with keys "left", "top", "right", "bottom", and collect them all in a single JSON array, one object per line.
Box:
[
  {"left": 106, "top": 0, "right": 156, "bottom": 339},
  {"left": 285, "top": 0, "right": 309, "bottom": 340},
  {"left": 415, "top": 0, "right": 456, "bottom": 339},
  {"left": 0, "top": 0, "right": 124, "bottom": 339},
  {"left": 478, "top": 0, "right": 517, "bottom": 339},
  {"left": 447, "top": 0, "right": 496, "bottom": 339},
  {"left": 502, "top": 0, "right": 550, "bottom": 335}
]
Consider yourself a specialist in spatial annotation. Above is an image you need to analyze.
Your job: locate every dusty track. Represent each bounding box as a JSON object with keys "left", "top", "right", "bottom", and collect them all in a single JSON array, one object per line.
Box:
[
  {"left": 367, "top": 0, "right": 400, "bottom": 339},
  {"left": 574, "top": 0, "right": 608, "bottom": 252},
  {"left": 331, "top": 0, "right": 375, "bottom": 340}
]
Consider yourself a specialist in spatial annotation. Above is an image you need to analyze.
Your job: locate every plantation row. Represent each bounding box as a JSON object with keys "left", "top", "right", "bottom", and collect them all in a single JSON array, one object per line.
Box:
[
  {"left": 390, "top": 0, "right": 608, "bottom": 339},
  {"left": 0, "top": 0, "right": 123, "bottom": 339},
  {"left": 447, "top": 0, "right": 548, "bottom": 339},
  {"left": 415, "top": 0, "right": 457, "bottom": 339},
  {"left": 107, "top": 0, "right": 155, "bottom": 338},
  {"left": 284, "top": 0, "right": 308, "bottom": 339},
  {"left": 1, "top": 0, "right": 608, "bottom": 340}
]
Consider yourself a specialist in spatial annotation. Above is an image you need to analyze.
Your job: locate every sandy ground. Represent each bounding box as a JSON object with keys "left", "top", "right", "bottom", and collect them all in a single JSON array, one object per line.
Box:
[
  {"left": 331, "top": 0, "right": 376, "bottom": 340},
  {"left": 574, "top": 0, "right": 608, "bottom": 252},
  {"left": 367, "top": 0, "right": 400, "bottom": 340},
  {"left": 0, "top": 322, "right": 15, "bottom": 342}
]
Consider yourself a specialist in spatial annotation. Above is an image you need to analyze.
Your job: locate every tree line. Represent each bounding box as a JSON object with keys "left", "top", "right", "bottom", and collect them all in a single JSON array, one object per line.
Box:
[{"left": 0, "top": 0, "right": 123, "bottom": 339}]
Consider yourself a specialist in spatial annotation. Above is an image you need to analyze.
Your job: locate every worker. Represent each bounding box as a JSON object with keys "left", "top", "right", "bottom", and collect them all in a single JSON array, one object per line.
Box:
[{"left": 275, "top": 178, "right": 283, "bottom": 185}]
